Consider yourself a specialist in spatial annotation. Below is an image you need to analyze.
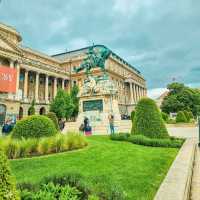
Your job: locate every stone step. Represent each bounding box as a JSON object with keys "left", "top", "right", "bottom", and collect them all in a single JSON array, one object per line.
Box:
[{"left": 64, "top": 120, "right": 131, "bottom": 134}]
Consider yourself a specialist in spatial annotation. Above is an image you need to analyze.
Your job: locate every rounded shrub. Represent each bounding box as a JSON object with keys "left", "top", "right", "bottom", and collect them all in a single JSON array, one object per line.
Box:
[
  {"left": 188, "top": 111, "right": 194, "bottom": 119},
  {"left": 46, "top": 112, "right": 59, "bottom": 130},
  {"left": 12, "top": 115, "right": 57, "bottom": 139},
  {"left": 0, "top": 150, "right": 19, "bottom": 199},
  {"left": 133, "top": 98, "right": 169, "bottom": 138},
  {"left": 176, "top": 111, "right": 187, "bottom": 123},
  {"left": 183, "top": 111, "right": 190, "bottom": 122}
]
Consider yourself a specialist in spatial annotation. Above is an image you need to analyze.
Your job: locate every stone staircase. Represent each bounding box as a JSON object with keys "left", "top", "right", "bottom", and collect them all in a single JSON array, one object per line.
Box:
[{"left": 63, "top": 120, "right": 132, "bottom": 135}]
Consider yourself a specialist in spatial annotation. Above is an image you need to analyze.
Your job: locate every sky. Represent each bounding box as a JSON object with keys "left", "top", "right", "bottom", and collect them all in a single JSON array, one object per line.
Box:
[{"left": 0, "top": 0, "right": 199, "bottom": 98}]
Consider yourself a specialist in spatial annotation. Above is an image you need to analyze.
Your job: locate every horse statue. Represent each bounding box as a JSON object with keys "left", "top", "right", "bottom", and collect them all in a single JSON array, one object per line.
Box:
[{"left": 74, "top": 46, "right": 111, "bottom": 76}]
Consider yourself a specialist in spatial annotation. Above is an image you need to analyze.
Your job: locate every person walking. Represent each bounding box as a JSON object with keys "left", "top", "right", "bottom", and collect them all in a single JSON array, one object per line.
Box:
[{"left": 108, "top": 114, "right": 115, "bottom": 134}]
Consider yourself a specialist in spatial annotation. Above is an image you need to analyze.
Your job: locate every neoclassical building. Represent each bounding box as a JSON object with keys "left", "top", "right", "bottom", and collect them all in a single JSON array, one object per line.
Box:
[{"left": 0, "top": 22, "right": 146, "bottom": 125}]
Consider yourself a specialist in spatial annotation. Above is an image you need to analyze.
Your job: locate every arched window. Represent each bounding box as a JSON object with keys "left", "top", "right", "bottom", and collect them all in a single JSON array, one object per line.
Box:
[
  {"left": 0, "top": 57, "right": 10, "bottom": 67},
  {"left": 19, "top": 107, "right": 23, "bottom": 120},
  {"left": 39, "top": 107, "right": 46, "bottom": 115}
]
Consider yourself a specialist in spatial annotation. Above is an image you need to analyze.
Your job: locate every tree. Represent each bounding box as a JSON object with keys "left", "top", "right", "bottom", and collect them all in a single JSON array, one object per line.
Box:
[
  {"left": 161, "top": 82, "right": 200, "bottom": 117},
  {"left": 133, "top": 98, "right": 169, "bottom": 138},
  {"left": 70, "top": 85, "right": 79, "bottom": 119},
  {"left": 50, "top": 89, "right": 74, "bottom": 120},
  {"left": 28, "top": 99, "right": 36, "bottom": 115},
  {"left": 64, "top": 92, "right": 74, "bottom": 120},
  {"left": 0, "top": 150, "right": 19, "bottom": 199}
]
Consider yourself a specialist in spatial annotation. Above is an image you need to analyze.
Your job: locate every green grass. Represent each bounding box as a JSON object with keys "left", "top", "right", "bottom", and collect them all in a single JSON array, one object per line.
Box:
[{"left": 10, "top": 136, "right": 178, "bottom": 200}]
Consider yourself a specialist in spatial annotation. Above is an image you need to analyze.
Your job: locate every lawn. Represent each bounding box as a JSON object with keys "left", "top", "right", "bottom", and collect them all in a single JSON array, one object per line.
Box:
[{"left": 10, "top": 136, "right": 178, "bottom": 200}]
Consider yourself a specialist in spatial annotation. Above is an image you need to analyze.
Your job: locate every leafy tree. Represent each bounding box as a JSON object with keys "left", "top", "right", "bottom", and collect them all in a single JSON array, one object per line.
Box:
[
  {"left": 64, "top": 92, "right": 74, "bottom": 120},
  {"left": 0, "top": 150, "right": 19, "bottom": 199},
  {"left": 133, "top": 98, "right": 169, "bottom": 138},
  {"left": 70, "top": 85, "right": 79, "bottom": 119},
  {"left": 50, "top": 89, "right": 74, "bottom": 120},
  {"left": 28, "top": 99, "right": 36, "bottom": 115},
  {"left": 176, "top": 111, "right": 187, "bottom": 123},
  {"left": 50, "top": 89, "right": 67, "bottom": 119},
  {"left": 161, "top": 82, "right": 200, "bottom": 117}
]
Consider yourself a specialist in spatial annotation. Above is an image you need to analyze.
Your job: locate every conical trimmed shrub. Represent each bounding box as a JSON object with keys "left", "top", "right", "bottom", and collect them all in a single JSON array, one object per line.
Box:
[
  {"left": 0, "top": 150, "right": 19, "bottom": 199},
  {"left": 133, "top": 98, "right": 169, "bottom": 138},
  {"left": 131, "top": 110, "right": 135, "bottom": 134}
]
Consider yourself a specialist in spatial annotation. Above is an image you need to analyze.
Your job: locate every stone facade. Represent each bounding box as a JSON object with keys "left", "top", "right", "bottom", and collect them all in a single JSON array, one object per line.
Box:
[
  {"left": 0, "top": 23, "right": 69, "bottom": 124},
  {"left": 0, "top": 22, "right": 146, "bottom": 125}
]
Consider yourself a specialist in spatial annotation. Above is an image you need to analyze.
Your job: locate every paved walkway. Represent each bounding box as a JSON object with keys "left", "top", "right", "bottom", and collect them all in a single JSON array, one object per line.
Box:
[
  {"left": 190, "top": 146, "right": 200, "bottom": 200},
  {"left": 167, "top": 126, "right": 200, "bottom": 200},
  {"left": 167, "top": 126, "right": 198, "bottom": 139}
]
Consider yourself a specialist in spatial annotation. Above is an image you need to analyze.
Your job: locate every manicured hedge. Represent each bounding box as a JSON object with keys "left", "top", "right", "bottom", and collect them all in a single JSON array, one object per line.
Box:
[
  {"left": 110, "top": 134, "right": 184, "bottom": 148},
  {"left": 133, "top": 98, "right": 169, "bottom": 138},
  {"left": 46, "top": 112, "right": 59, "bottom": 130},
  {"left": 12, "top": 115, "right": 57, "bottom": 139},
  {"left": 0, "top": 150, "right": 19, "bottom": 199}
]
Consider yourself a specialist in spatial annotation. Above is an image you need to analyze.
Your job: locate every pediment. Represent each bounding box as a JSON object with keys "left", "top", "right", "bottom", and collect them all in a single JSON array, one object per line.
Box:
[{"left": 0, "top": 34, "right": 22, "bottom": 54}]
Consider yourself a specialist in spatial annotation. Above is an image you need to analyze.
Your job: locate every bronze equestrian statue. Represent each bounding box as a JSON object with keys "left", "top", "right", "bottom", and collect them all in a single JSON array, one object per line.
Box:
[{"left": 74, "top": 46, "right": 111, "bottom": 76}]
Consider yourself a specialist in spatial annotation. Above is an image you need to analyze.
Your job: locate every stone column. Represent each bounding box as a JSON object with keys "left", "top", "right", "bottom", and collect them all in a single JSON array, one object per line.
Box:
[
  {"left": 134, "top": 84, "right": 137, "bottom": 102},
  {"left": 129, "top": 82, "right": 134, "bottom": 104},
  {"left": 24, "top": 69, "right": 29, "bottom": 101},
  {"left": 45, "top": 75, "right": 49, "bottom": 103},
  {"left": 15, "top": 63, "right": 20, "bottom": 98},
  {"left": 53, "top": 77, "right": 57, "bottom": 98},
  {"left": 62, "top": 79, "right": 65, "bottom": 90},
  {"left": 132, "top": 83, "right": 136, "bottom": 103},
  {"left": 10, "top": 60, "right": 14, "bottom": 68},
  {"left": 35, "top": 72, "right": 39, "bottom": 103},
  {"left": 138, "top": 85, "right": 141, "bottom": 100}
]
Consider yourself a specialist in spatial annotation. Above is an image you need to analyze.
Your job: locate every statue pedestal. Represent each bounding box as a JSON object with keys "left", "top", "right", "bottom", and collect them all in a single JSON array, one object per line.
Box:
[{"left": 76, "top": 94, "right": 121, "bottom": 134}]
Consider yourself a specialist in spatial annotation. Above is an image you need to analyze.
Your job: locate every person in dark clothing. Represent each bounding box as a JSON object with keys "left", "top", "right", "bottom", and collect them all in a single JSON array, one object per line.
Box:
[
  {"left": 2, "top": 119, "right": 13, "bottom": 135},
  {"left": 83, "top": 117, "right": 92, "bottom": 135},
  {"left": 59, "top": 119, "right": 65, "bottom": 131}
]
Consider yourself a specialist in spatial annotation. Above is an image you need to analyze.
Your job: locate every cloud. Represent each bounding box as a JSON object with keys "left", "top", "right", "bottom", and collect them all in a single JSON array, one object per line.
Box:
[
  {"left": 148, "top": 88, "right": 168, "bottom": 99},
  {"left": 0, "top": 0, "right": 199, "bottom": 90}
]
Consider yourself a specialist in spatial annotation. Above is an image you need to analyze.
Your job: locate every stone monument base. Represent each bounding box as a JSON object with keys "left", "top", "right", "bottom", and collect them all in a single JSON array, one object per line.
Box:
[{"left": 75, "top": 94, "right": 121, "bottom": 134}]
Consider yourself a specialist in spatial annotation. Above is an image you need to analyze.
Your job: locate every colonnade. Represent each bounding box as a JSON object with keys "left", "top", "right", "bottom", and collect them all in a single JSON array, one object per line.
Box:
[
  {"left": 7, "top": 59, "right": 68, "bottom": 104},
  {"left": 129, "top": 82, "right": 146, "bottom": 104}
]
